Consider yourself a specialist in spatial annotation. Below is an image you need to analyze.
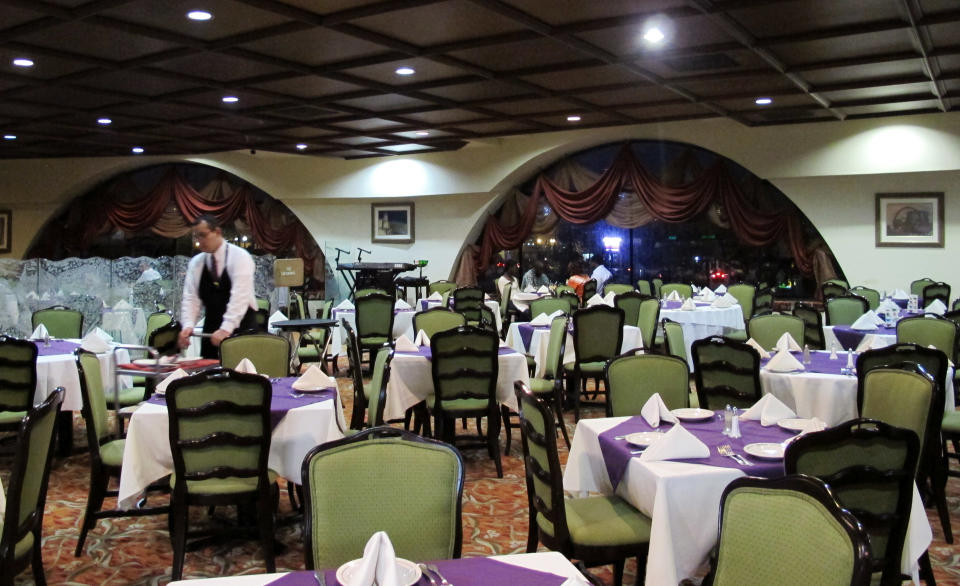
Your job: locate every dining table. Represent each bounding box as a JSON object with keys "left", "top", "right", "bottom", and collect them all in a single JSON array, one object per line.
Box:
[
  {"left": 564, "top": 413, "right": 931, "bottom": 586},
  {"left": 504, "top": 321, "right": 643, "bottom": 378},
  {"left": 328, "top": 307, "right": 417, "bottom": 356},
  {"left": 117, "top": 376, "right": 346, "bottom": 510},
  {"left": 417, "top": 298, "right": 504, "bottom": 332},
  {"left": 659, "top": 300, "right": 744, "bottom": 368}
]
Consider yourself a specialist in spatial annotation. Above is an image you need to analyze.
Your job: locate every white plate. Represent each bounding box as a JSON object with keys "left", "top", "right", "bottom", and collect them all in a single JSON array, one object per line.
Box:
[
  {"left": 132, "top": 358, "right": 160, "bottom": 365},
  {"left": 671, "top": 408, "right": 714, "bottom": 422},
  {"left": 290, "top": 386, "right": 329, "bottom": 393},
  {"left": 744, "top": 442, "right": 785, "bottom": 460},
  {"left": 777, "top": 418, "right": 811, "bottom": 432},
  {"left": 624, "top": 431, "right": 664, "bottom": 448},
  {"left": 336, "top": 558, "right": 421, "bottom": 586}
]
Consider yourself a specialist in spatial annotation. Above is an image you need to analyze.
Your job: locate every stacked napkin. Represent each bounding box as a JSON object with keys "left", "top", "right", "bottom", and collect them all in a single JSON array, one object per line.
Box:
[
  {"left": 347, "top": 531, "right": 399, "bottom": 586},
  {"left": 891, "top": 289, "right": 910, "bottom": 300},
  {"left": 640, "top": 393, "right": 678, "bottom": 428},
  {"left": 711, "top": 293, "right": 738, "bottom": 308},
  {"left": 765, "top": 348, "right": 805, "bottom": 372},
  {"left": 335, "top": 299, "right": 355, "bottom": 311},
  {"left": 80, "top": 329, "right": 112, "bottom": 352},
  {"left": 715, "top": 284, "right": 727, "bottom": 294},
  {"left": 877, "top": 298, "right": 900, "bottom": 312},
  {"left": 775, "top": 332, "right": 802, "bottom": 352},
  {"left": 741, "top": 394, "right": 796, "bottom": 426},
  {"left": 113, "top": 299, "right": 133, "bottom": 310},
  {"left": 29, "top": 323, "right": 50, "bottom": 340},
  {"left": 268, "top": 311, "right": 287, "bottom": 332},
  {"left": 293, "top": 365, "right": 336, "bottom": 390},
  {"left": 155, "top": 368, "right": 188, "bottom": 394},
  {"left": 665, "top": 290, "right": 682, "bottom": 301},
  {"left": 639, "top": 424, "right": 709, "bottom": 462},
  {"left": 586, "top": 294, "right": 604, "bottom": 307},
  {"left": 850, "top": 310, "right": 883, "bottom": 331},
  {"left": 234, "top": 358, "right": 258, "bottom": 374},
  {"left": 394, "top": 299, "right": 411, "bottom": 310},
  {"left": 680, "top": 298, "right": 697, "bottom": 311},
  {"left": 414, "top": 329, "right": 430, "bottom": 346},
  {"left": 925, "top": 299, "right": 947, "bottom": 315},
  {"left": 603, "top": 291, "right": 616, "bottom": 305},
  {"left": 427, "top": 291, "right": 443, "bottom": 301},
  {"left": 394, "top": 335, "right": 419, "bottom": 352},
  {"left": 537, "top": 285, "right": 550, "bottom": 294},
  {"left": 745, "top": 338, "right": 770, "bottom": 359}
]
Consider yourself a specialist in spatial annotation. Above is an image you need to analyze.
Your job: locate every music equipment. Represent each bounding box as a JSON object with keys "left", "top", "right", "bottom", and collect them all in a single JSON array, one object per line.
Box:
[{"left": 337, "top": 262, "right": 417, "bottom": 299}]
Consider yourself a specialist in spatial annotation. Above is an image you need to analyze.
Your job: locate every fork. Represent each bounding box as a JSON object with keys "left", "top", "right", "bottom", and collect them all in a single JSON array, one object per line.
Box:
[
  {"left": 717, "top": 444, "right": 753, "bottom": 466},
  {"left": 427, "top": 563, "right": 452, "bottom": 585},
  {"left": 313, "top": 568, "right": 326, "bottom": 586},
  {"left": 418, "top": 563, "right": 438, "bottom": 585}
]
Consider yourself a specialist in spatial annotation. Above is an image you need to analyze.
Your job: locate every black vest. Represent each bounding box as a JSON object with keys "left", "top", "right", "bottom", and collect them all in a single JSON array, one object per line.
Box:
[{"left": 198, "top": 248, "right": 255, "bottom": 358}]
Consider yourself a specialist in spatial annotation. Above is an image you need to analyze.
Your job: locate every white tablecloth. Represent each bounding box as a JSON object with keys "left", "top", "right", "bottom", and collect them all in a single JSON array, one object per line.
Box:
[
  {"left": 660, "top": 304, "right": 744, "bottom": 368},
  {"left": 117, "top": 389, "right": 346, "bottom": 509},
  {"left": 504, "top": 322, "right": 643, "bottom": 378},
  {"left": 823, "top": 325, "right": 897, "bottom": 352},
  {"left": 564, "top": 416, "right": 931, "bottom": 586},
  {"left": 383, "top": 349, "right": 529, "bottom": 421},
  {"left": 419, "top": 298, "right": 504, "bottom": 332},
  {"left": 35, "top": 345, "right": 131, "bottom": 412},
  {"left": 328, "top": 308, "right": 417, "bottom": 357}
]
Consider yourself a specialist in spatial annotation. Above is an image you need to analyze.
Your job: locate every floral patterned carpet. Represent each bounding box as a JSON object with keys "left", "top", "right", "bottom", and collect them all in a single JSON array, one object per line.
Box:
[{"left": 8, "top": 369, "right": 960, "bottom": 585}]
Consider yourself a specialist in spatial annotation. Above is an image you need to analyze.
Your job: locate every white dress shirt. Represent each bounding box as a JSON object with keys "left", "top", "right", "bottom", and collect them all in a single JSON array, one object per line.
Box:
[
  {"left": 180, "top": 241, "right": 257, "bottom": 334},
  {"left": 591, "top": 264, "right": 613, "bottom": 294}
]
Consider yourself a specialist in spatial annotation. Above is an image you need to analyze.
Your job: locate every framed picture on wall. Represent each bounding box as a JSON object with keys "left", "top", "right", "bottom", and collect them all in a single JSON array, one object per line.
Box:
[
  {"left": 875, "top": 192, "right": 944, "bottom": 248},
  {"left": 0, "top": 210, "right": 10, "bottom": 253},
  {"left": 371, "top": 202, "right": 414, "bottom": 243}
]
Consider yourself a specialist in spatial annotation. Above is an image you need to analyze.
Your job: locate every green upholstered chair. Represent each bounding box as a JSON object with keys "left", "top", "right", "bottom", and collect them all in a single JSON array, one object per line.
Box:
[
  {"left": 604, "top": 283, "right": 634, "bottom": 296},
  {"left": 355, "top": 288, "right": 389, "bottom": 299},
  {"left": 822, "top": 281, "right": 848, "bottom": 300},
  {"left": 581, "top": 279, "right": 598, "bottom": 304},
  {"left": 0, "top": 337, "right": 38, "bottom": 434},
  {"left": 691, "top": 336, "right": 761, "bottom": 410},
  {"left": 636, "top": 296, "right": 661, "bottom": 350},
  {"left": 144, "top": 311, "right": 173, "bottom": 343},
  {"left": 341, "top": 320, "right": 368, "bottom": 430},
  {"left": 792, "top": 302, "right": 825, "bottom": 350},
  {"left": 288, "top": 292, "right": 306, "bottom": 319},
  {"left": 660, "top": 283, "right": 693, "bottom": 299},
  {"left": 709, "top": 475, "right": 871, "bottom": 586},
  {"left": 785, "top": 419, "right": 926, "bottom": 586},
  {"left": 555, "top": 284, "right": 575, "bottom": 296},
  {"left": 826, "top": 277, "right": 850, "bottom": 289},
  {"left": 452, "top": 286, "right": 484, "bottom": 326},
  {"left": 746, "top": 313, "right": 805, "bottom": 351},
  {"left": 355, "top": 292, "right": 395, "bottom": 366},
  {"left": 911, "top": 277, "right": 936, "bottom": 298},
  {"left": 753, "top": 287, "right": 774, "bottom": 316},
  {"left": 110, "top": 319, "right": 184, "bottom": 409},
  {"left": 848, "top": 286, "right": 880, "bottom": 311},
  {"left": 351, "top": 345, "right": 393, "bottom": 430},
  {"left": 529, "top": 297, "right": 571, "bottom": 318},
  {"left": 428, "top": 280, "right": 458, "bottom": 296},
  {"left": 825, "top": 295, "right": 869, "bottom": 326},
  {"left": 296, "top": 299, "right": 334, "bottom": 370},
  {"left": 896, "top": 315, "right": 958, "bottom": 363},
  {"left": 74, "top": 350, "right": 168, "bottom": 557},
  {"left": 563, "top": 305, "right": 624, "bottom": 421},
  {"left": 727, "top": 284, "right": 756, "bottom": 320},
  {"left": 953, "top": 299, "right": 960, "bottom": 312},
  {"left": 636, "top": 279, "right": 653, "bottom": 297},
  {"left": 302, "top": 427, "right": 464, "bottom": 571},
  {"left": 515, "top": 382, "right": 651, "bottom": 586},
  {"left": 661, "top": 318, "right": 687, "bottom": 363},
  {"left": 921, "top": 282, "right": 950, "bottom": 308},
  {"left": 558, "top": 291, "right": 580, "bottom": 313},
  {"left": 651, "top": 278, "right": 663, "bottom": 299},
  {"left": 166, "top": 368, "right": 278, "bottom": 581},
  {"left": 413, "top": 307, "right": 466, "bottom": 339},
  {"left": 256, "top": 297, "right": 270, "bottom": 311},
  {"left": 605, "top": 352, "right": 689, "bottom": 417},
  {"left": 0, "top": 388, "right": 62, "bottom": 585},
  {"left": 219, "top": 332, "right": 290, "bottom": 378},
  {"left": 31, "top": 305, "right": 83, "bottom": 339},
  {"left": 429, "top": 326, "right": 503, "bottom": 477},
  {"left": 613, "top": 291, "right": 645, "bottom": 331}
]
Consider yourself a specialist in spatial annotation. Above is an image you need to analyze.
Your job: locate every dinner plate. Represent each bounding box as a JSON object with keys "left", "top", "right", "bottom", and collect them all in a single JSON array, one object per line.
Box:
[
  {"left": 290, "top": 386, "right": 329, "bottom": 393},
  {"left": 744, "top": 442, "right": 785, "bottom": 460},
  {"left": 670, "top": 408, "right": 714, "bottom": 422},
  {"left": 777, "top": 418, "right": 811, "bottom": 432},
  {"left": 624, "top": 431, "right": 664, "bottom": 448},
  {"left": 336, "top": 557, "right": 421, "bottom": 586}
]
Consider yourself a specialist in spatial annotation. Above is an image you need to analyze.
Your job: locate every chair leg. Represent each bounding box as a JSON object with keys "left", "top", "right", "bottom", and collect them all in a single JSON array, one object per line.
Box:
[
  {"left": 553, "top": 390, "right": 571, "bottom": 449},
  {"left": 32, "top": 527, "right": 46, "bottom": 586},
  {"left": 526, "top": 508, "right": 538, "bottom": 553},
  {"left": 613, "top": 559, "right": 625, "bottom": 586},
  {"left": 170, "top": 505, "right": 188, "bottom": 581},
  {"left": 933, "top": 475, "right": 953, "bottom": 544},
  {"left": 501, "top": 406, "right": 513, "bottom": 456},
  {"left": 573, "top": 375, "right": 583, "bottom": 422},
  {"left": 75, "top": 472, "right": 108, "bottom": 556},
  {"left": 258, "top": 494, "right": 276, "bottom": 573},
  {"left": 919, "top": 550, "right": 936, "bottom": 585},
  {"left": 489, "top": 411, "right": 503, "bottom": 478}
]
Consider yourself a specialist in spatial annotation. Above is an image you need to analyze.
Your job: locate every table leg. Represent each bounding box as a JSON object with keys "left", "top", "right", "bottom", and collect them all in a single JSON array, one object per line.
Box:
[{"left": 56, "top": 410, "right": 73, "bottom": 457}]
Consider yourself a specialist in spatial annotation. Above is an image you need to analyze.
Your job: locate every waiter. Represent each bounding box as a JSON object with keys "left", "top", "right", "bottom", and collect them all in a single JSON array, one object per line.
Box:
[{"left": 177, "top": 215, "right": 258, "bottom": 358}]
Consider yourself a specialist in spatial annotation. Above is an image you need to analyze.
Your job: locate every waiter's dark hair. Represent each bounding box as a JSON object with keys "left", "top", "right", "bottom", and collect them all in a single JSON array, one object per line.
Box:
[{"left": 192, "top": 214, "right": 221, "bottom": 231}]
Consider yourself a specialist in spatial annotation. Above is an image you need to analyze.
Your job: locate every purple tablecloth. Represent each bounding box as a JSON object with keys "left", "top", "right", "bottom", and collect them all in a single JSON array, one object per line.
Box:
[
  {"left": 147, "top": 376, "right": 334, "bottom": 430},
  {"left": 761, "top": 350, "right": 851, "bottom": 375},
  {"left": 271, "top": 556, "right": 568, "bottom": 586},
  {"left": 517, "top": 323, "right": 551, "bottom": 350},
  {"left": 395, "top": 346, "right": 518, "bottom": 360},
  {"left": 33, "top": 339, "right": 81, "bottom": 356},
  {"left": 598, "top": 414, "right": 794, "bottom": 488}
]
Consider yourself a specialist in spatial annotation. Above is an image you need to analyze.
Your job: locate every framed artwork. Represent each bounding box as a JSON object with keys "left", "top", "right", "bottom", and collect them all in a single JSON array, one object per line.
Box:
[
  {"left": 875, "top": 192, "right": 944, "bottom": 248},
  {"left": 0, "top": 210, "right": 10, "bottom": 253},
  {"left": 371, "top": 202, "right": 414, "bottom": 243}
]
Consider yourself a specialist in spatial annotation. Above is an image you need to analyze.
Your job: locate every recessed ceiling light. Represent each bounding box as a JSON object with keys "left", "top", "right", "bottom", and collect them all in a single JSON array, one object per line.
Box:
[
  {"left": 222, "top": 96, "right": 239, "bottom": 103},
  {"left": 643, "top": 27, "right": 665, "bottom": 43},
  {"left": 395, "top": 66, "right": 415, "bottom": 76},
  {"left": 187, "top": 10, "right": 212, "bottom": 21},
  {"left": 12, "top": 58, "right": 34, "bottom": 67},
  {"left": 97, "top": 118, "right": 112, "bottom": 125},
  {"left": 131, "top": 146, "right": 144, "bottom": 154},
  {"left": 296, "top": 143, "right": 308, "bottom": 150},
  {"left": 755, "top": 97, "right": 773, "bottom": 105},
  {"left": 3, "top": 135, "right": 16, "bottom": 140},
  {"left": 415, "top": 131, "right": 430, "bottom": 136},
  {"left": 567, "top": 115, "right": 581, "bottom": 122}
]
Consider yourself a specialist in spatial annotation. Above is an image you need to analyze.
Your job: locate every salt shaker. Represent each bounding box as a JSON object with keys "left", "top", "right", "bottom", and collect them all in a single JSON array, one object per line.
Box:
[
  {"left": 730, "top": 409, "right": 741, "bottom": 439},
  {"left": 829, "top": 342, "right": 839, "bottom": 360},
  {"left": 723, "top": 404, "right": 733, "bottom": 436},
  {"left": 802, "top": 343, "right": 811, "bottom": 365}
]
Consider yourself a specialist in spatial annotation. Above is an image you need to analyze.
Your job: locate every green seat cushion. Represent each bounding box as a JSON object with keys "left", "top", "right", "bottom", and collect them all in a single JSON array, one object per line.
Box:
[
  {"left": 942, "top": 409, "right": 960, "bottom": 433},
  {"left": 297, "top": 346, "right": 322, "bottom": 361},
  {"left": 425, "top": 394, "right": 489, "bottom": 414},
  {"left": 563, "top": 361, "right": 607, "bottom": 374},
  {"left": 0, "top": 410, "right": 26, "bottom": 425},
  {"left": 725, "top": 329, "right": 748, "bottom": 342},
  {"left": 171, "top": 469, "right": 278, "bottom": 495},
  {"left": 106, "top": 386, "right": 147, "bottom": 407},
  {"left": 562, "top": 495, "right": 652, "bottom": 547},
  {"left": 100, "top": 438, "right": 126, "bottom": 467},
  {"left": 2, "top": 525, "right": 34, "bottom": 561},
  {"left": 359, "top": 336, "right": 389, "bottom": 346},
  {"left": 528, "top": 378, "right": 555, "bottom": 394}
]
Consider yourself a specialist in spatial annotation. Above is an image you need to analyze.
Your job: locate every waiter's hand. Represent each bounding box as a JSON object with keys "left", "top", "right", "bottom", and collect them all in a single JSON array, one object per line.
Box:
[
  {"left": 178, "top": 326, "right": 193, "bottom": 349},
  {"left": 211, "top": 329, "right": 231, "bottom": 347}
]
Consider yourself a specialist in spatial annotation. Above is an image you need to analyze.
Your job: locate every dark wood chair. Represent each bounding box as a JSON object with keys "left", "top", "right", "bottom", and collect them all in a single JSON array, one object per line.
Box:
[{"left": 691, "top": 335, "right": 762, "bottom": 410}]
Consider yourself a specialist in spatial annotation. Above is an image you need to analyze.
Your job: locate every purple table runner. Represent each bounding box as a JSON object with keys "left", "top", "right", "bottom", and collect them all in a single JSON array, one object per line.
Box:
[
  {"left": 598, "top": 414, "right": 794, "bottom": 488},
  {"left": 831, "top": 325, "right": 896, "bottom": 350},
  {"left": 760, "top": 350, "right": 852, "bottom": 375},
  {"left": 516, "top": 323, "right": 550, "bottom": 350},
  {"left": 33, "top": 339, "right": 81, "bottom": 356},
  {"left": 270, "top": 557, "right": 568, "bottom": 586},
  {"left": 395, "top": 347, "right": 518, "bottom": 360}
]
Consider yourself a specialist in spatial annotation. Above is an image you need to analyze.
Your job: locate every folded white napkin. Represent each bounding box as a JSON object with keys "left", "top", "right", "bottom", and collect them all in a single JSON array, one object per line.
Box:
[
  {"left": 394, "top": 335, "right": 419, "bottom": 352},
  {"left": 925, "top": 299, "right": 947, "bottom": 315},
  {"left": 347, "top": 531, "right": 399, "bottom": 586},
  {"left": 639, "top": 424, "right": 709, "bottom": 462},
  {"left": 775, "top": 332, "right": 802, "bottom": 352},
  {"left": 891, "top": 289, "right": 909, "bottom": 300},
  {"left": 80, "top": 330, "right": 112, "bottom": 353},
  {"left": 234, "top": 358, "right": 258, "bottom": 374},
  {"left": 155, "top": 368, "right": 188, "bottom": 395},
  {"left": 29, "top": 324, "right": 49, "bottom": 340},
  {"left": 414, "top": 329, "right": 430, "bottom": 346},
  {"left": 335, "top": 299, "right": 355, "bottom": 310},
  {"left": 711, "top": 293, "right": 738, "bottom": 308},
  {"left": 745, "top": 338, "right": 770, "bottom": 359},
  {"left": 665, "top": 290, "right": 682, "bottom": 301},
  {"left": 586, "top": 294, "right": 604, "bottom": 307},
  {"left": 523, "top": 286, "right": 537, "bottom": 293},
  {"left": 537, "top": 285, "right": 550, "bottom": 294},
  {"left": 602, "top": 291, "right": 616, "bottom": 305},
  {"left": 640, "top": 393, "right": 678, "bottom": 428},
  {"left": 877, "top": 298, "right": 899, "bottom": 312},
  {"left": 427, "top": 291, "right": 443, "bottom": 301},
  {"left": 113, "top": 299, "right": 133, "bottom": 310},
  {"left": 680, "top": 298, "right": 696, "bottom": 311},
  {"left": 293, "top": 364, "right": 336, "bottom": 390},
  {"left": 698, "top": 288, "right": 716, "bottom": 301},
  {"left": 765, "top": 348, "right": 805, "bottom": 372},
  {"left": 715, "top": 284, "right": 727, "bottom": 294},
  {"left": 529, "top": 312, "right": 552, "bottom": 326},
  {"left": 268, "top": 310, "right": 287, "bottom": 328},
  {"left": 850, "top": 310, "right": 881, "bottom": 331},
  {"left": 741, "top": 394, "right": 797, "bottom": 426},
  {"left": 394, "top": 299, "right": 411, "bottom": 310}
]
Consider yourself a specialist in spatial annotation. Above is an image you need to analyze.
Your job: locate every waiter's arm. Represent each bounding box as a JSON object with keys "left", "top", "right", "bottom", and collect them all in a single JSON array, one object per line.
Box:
[{"left": 178, "top": 258, "right": 203, "bottom": 348}]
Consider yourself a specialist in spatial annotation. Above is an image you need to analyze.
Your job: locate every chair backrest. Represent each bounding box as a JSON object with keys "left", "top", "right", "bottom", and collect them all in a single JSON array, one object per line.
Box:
[
  {"left": 727, "top": 284, "right": 756, "bottom": 319},
  {"left": 604, "top": 283, "right": 633, "bottom": 296},
  {"left": 355, "top": 292, "right": 396, "bottom": 341},
  {"left": 355, "top": 288, "right": 389, "bottom": 299},
  {"left": 636, "top": 296, "right": 661, "bottom": 349},
  {"left": 921, "top": 281, "right": 950, "bottom": 308},
  {"left": 826, "top": 278, "right": 850, "bottom": 289},
  {"left": 428, "top": 280, "right": 457, "bottom": 296},
  {"left": 314, "top": 298, "right": 334, "bottom": 319},
  {"left": 529, "top": 297, "right": 570, "bottom": 318},
  {"left": 712, "top": 475, "right": 872, "bottom": 586},
  {"left": 792, "top": 302, "right": 825, "bottom": 349},
  {"left": 256, "top": 297, "right": 270, "bottom": 311},
  {"left": 365, "top": 346, "right": 394, "bottom": 428},
  {"left": 747, "top": 313, "right": 805, "bottom": 350},
  {"left": 613, "top": 291, "right": 644, "bottom": 327},
  {"left": 652, "top": 278, "right": 663, "bottom": 298},
  {"left": 144, "top": 311, "right": 173, "bottom": 343},
  {"left": 753, "top": 287, "right": 774, "bottom": 316},
  {"left": 0, "top": 336, "right": 38, "bottom": 414},
  {"left": 541, "top": 315, "right": 569, "bottom": 380},
  {"left": 288, "top": 292, "right": 306, "bottom": 320},
  {"left": 166, "top": 368, "right": 273, "bottom": 500},
  {"left": 636, "top": 279, "right": 653, "bottom": 296},
  {"left": 0, "top": 388, "right": 62, "bottom": 580},
  {"left": 499, "top": 281, "right": 512, "bottom": 319},
  {"left": 660, "top": 283, "right": 693, "bottom": 299},
  {"left": 430, "top": 326, "right": 499, "bottom": 413},
  {"left": 219, "top": 333, "right": 290, "bottom": 377},
  {"left": 785, "top": 419, "right": 919, "bottom": 584},
  {"left": 848, "top": 286, "right": 880, "bottom": 311},
  {"left": 452, "top": 286, "right": 484, "bottom": 323},
  {"left": 571, "top": 305, "right": 624, "bottom": 364},
  {"left": 341, "top": 319, "right": 364, "bottom": 404},
  {"left": 910, "top": 277, "right": 935, "bottom": 298},
  {"left": 825, "top": 295, "right": 869, "bottom": 326},
  {"left": 822, "top": 282, "right": 848, "bottom": 300},
  {"left": 662, "top": 318, "right": 687, "bottom": 362},
  {"left": 691, "top": 335, "right": 761, "bottom": 410},
  {"left": 76, "top": 349, "right": 113, "bottom": 449},
  {"left": 605, "top": 352, "right": 689, "bottom": 416},
  {"left": 148, "top": 319, "right": 182, "bottom": 357},
  {"left": 558, "top": 291, "right": 580, "bottom": 313},
  {"left": 32, "top": 306, "right": 83, "bottom": 338},
  {"left": 896, "top": 314, "right": 958, "bottom": 362},
  {"left": 581, "top": 279, "right": 598, "bottom": 303},
  {"left": 302, "top": 427, "right": 464, "bottom": 570},
  {"left": 413, "top": 307, "right": 466, "bottom": 339}
]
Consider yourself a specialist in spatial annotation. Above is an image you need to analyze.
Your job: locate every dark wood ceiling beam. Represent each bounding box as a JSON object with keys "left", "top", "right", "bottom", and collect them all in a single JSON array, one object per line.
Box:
[{"left": 899, "top": 0, "right": 948, "bottom": 112}]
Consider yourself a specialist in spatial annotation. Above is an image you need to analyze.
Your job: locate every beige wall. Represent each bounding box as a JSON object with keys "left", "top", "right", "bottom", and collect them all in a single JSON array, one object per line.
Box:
[{"left": 2, "top": 112, "right": 959, "bottom": 289}]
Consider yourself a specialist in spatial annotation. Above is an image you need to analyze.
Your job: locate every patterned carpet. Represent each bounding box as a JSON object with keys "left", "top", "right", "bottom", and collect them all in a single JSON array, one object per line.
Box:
[{"left": 9, "top": 369, "right": 960, "bottom": 585}]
